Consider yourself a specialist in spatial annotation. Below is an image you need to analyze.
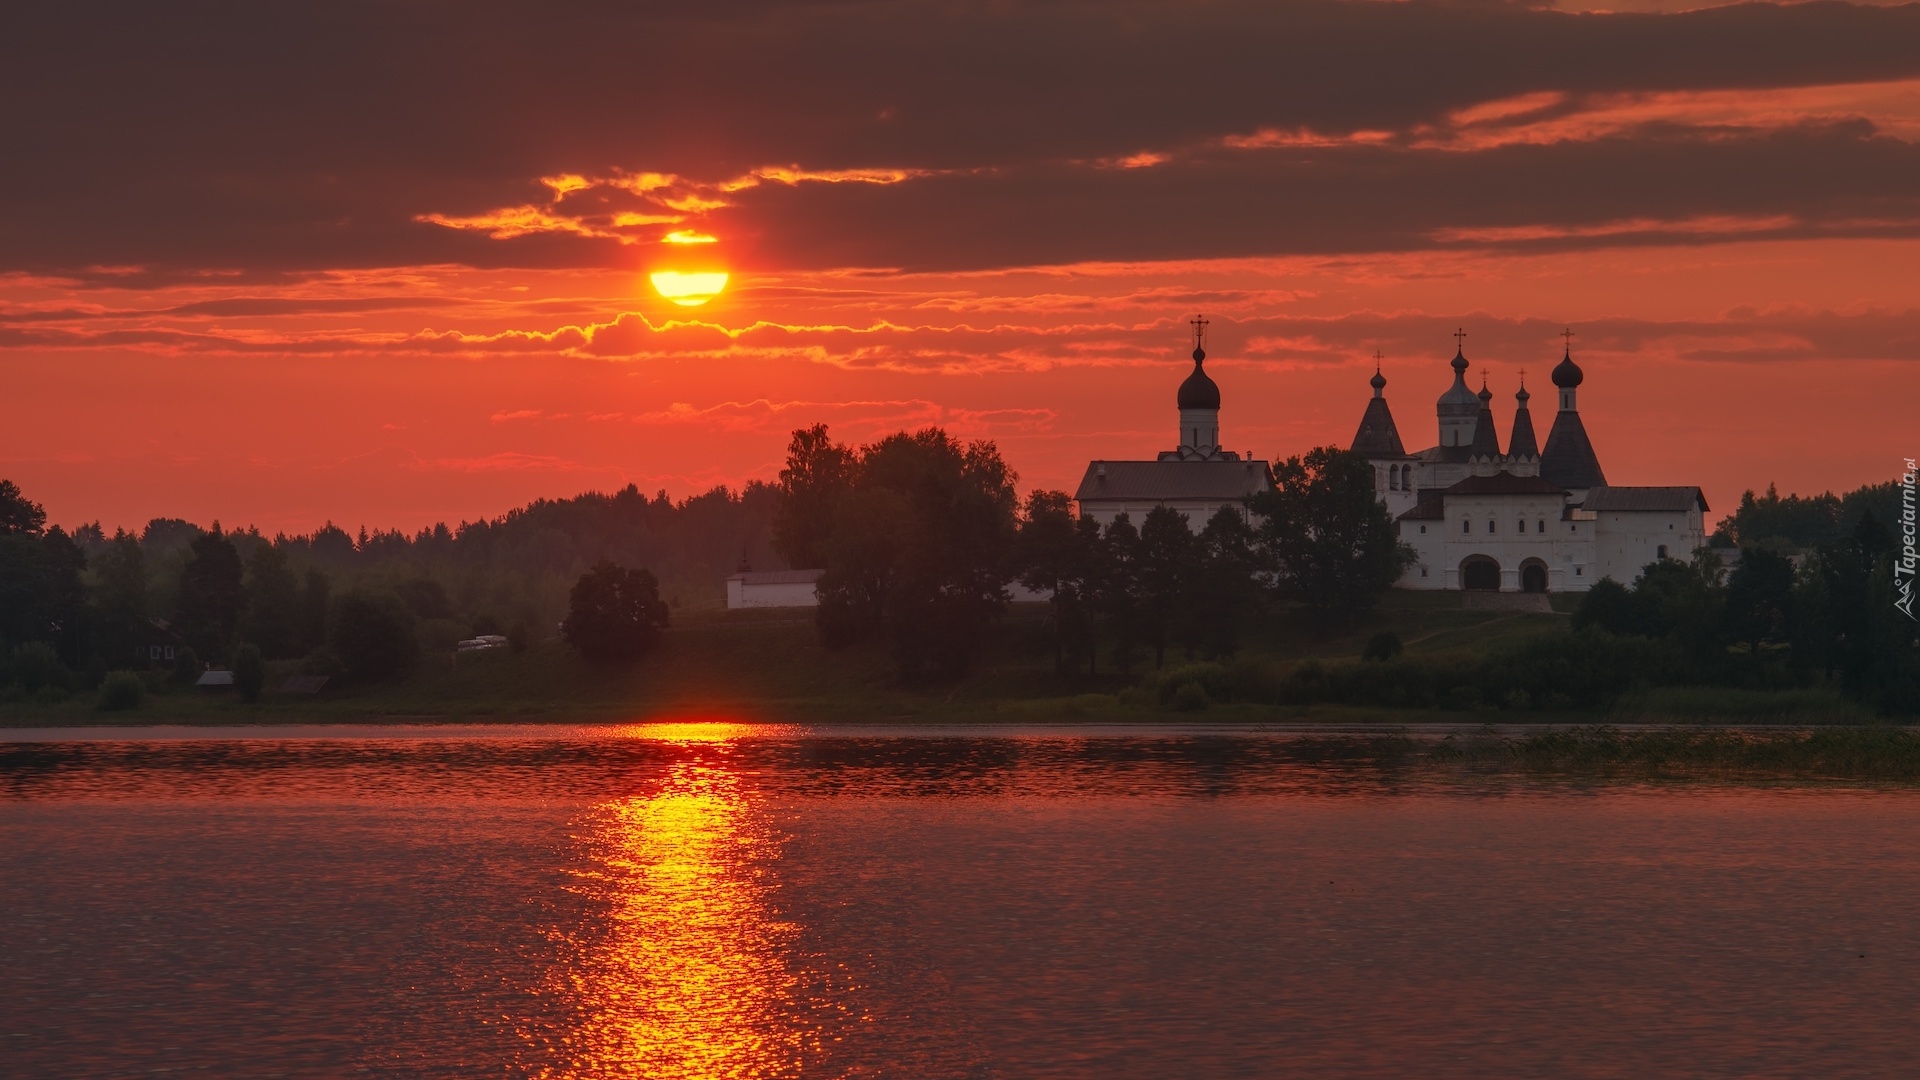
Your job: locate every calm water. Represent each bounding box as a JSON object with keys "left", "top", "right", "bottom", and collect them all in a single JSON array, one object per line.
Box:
[{"left": 4, "top": 723, "right": 1918, "bottom": 1078}]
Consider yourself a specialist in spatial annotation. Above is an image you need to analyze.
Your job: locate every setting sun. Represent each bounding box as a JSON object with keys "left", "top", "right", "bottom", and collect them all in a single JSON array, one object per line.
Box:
[{"left": 649, "top": 270, "right": 729, "bottom": 306}]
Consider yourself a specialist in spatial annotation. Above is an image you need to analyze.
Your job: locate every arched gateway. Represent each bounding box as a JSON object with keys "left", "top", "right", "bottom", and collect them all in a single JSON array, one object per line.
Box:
[{"left": 1460, "top": 556, "right": 1500, "bottom": 591}]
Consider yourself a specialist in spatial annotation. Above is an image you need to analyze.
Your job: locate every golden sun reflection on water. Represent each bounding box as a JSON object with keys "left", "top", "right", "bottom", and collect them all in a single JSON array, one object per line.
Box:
[{"left": 527, "top": 756, "right": 836, "bottom": 1079}]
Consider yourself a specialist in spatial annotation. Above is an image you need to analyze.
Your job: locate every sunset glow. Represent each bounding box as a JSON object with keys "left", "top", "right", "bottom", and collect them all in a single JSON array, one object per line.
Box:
[{"left": 649, "top": 270, "right": 730, "bottom": 307}]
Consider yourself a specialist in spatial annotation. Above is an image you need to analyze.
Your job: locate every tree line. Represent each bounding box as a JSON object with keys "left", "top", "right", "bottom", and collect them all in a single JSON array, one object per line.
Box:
[{"left": 767, "top": 426, "right": 1412, "bottom": 681}]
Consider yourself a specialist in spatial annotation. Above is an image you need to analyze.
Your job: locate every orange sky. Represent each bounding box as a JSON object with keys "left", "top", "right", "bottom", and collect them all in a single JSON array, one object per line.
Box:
[{"left": 3, "top": 2, "right": 1917, "bottom": 535}]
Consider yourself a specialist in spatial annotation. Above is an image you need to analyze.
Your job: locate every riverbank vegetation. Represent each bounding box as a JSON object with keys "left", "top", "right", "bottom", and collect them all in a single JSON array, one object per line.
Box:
[{"left": 0, "top": 438, "right": 1912, "bottom": 725}]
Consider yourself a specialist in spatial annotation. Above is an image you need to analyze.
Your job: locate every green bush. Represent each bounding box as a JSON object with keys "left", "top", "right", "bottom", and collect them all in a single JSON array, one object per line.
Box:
[
  {"left": 1170, "top": 680, "right": 1211, "bottom": 711},
  {"left": 1362, "top": 630, "right": 1403, "bottom": 662},
  {"left": 171, "top": 646, "right": 202, "bottom": 685},
  {"left": 232, "top": 644, "right": 266, "bottom": 703},
  {"left": 97, "top": 670, "right": 144, "bottom": 711},
  {"left": 10, "top": 641, "right": 60, "bottom": 693},
  {"left": 1152, "top": 661, "right": 1230, "bottom": 707}
]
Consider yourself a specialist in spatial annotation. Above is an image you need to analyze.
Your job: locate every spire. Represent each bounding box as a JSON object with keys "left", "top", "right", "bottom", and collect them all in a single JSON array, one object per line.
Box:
[
  {"left": 1352, "top": 354, "right": 1405, "bottom": 458},
  {"left": 1507, "top": 372, "right": 1539, "bottom": 459},
  {"left": 1436, "top": 330, "right": 1481, "bottom": 451},
  {"left": 1468, "top": 372, "right": 1502, "bottom": 460}
]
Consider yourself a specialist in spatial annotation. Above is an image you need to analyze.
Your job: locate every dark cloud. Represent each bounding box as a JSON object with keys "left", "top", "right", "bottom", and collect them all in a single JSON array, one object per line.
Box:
[{"left": 4, "top": 1, "right": 1919, "bottom": 274}]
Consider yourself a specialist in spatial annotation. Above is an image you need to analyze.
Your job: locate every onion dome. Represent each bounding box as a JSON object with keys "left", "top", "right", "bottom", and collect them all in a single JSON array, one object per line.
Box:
[
  {"left": 1451, "top": 347, "right": 1469, "bottom": 375},
  {"left": 1551, "top": 348, "right": 1584, "bottom": 388},
  {"left": 1515, "top": 383, "right": 1531, "bottom": 405},
  {"left": 1477, "top": 380, "right": 1493, "bottom": 406},
  {"left": 1370, "top": 369, "right": 1387, "bottom": 393},
  {"left": 1177, "top": 347, "right": 1220, "bottom": 410}
]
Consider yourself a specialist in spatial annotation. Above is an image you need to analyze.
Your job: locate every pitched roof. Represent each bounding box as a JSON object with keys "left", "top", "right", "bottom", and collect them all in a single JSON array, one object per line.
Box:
[
  {"left": 726, "top": 569, "right": 826, "bottom": 585},
  {"left": 1075, "top": 459, "right": 1273, "bottom": 502},
  {"left": 1468, "top": 405, "right": 1502, "bottom": 459},
  {"left": 1350, "top": 397, "right": 1407, "bottom": 458},
  {"left": 1443, "top": 471, "right": 1569, "bottom": 496},
  {"left": 1507, "top": 401, "right": 1539, "bottom": 458},
  {"left": 1540, "top": 410, "right": 1607, "bottom": 489},
  {"left": 1398, "top": 494, "right": 1446, "bottom": 520},
  {"left": 1582, "top": 486, "right": 1709, "bottom": 512}
]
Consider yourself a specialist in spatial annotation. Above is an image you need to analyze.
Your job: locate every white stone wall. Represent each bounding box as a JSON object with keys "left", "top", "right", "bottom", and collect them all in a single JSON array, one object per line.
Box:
[
  {"left": 726, "top": 580, "right": 821, "bottom": 609},
  {"left": 1177, "top": 408, "right": 1220, "bottom": 454},
  {"left": 1591, "top": 508, "right": 1706, "bottom": 584},
  {"left": 1396, "top": 493, "right": 1598, "bottom": 591}
]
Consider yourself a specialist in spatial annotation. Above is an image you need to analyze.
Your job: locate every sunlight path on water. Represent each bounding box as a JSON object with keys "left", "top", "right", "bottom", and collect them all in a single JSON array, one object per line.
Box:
[{"left": 523, "top": 728, "right": 844, "bottom": 1079}]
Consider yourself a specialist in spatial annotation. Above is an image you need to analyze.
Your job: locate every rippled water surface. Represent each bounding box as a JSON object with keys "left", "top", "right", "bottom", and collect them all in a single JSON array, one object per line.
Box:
[{"left": 5, "top": 723, "right": 1919, "bottom": 1078}]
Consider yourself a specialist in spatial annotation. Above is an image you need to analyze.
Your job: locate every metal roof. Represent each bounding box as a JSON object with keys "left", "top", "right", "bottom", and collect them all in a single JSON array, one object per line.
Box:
[
  {"left": 1074, "top": 459, "right": 1274, "bottom": 502},
  {"left": 1582, "top": 486, "right": 1709, "bottom": 513},
  {"left": 727, "top": 569, "right": 826, "bottom": 585},
  {"left": 1443, "top": 471, "right": 1569, "bottom": 496}
]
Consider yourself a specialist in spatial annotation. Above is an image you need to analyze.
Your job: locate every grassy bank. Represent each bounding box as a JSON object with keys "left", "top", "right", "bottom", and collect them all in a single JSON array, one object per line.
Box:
[
  {"left": 1420, "top": 725, "right": 1920, "bottom": 780},
  {"left": 0, "top": 593, "right": 1880, "bottom": 727}
]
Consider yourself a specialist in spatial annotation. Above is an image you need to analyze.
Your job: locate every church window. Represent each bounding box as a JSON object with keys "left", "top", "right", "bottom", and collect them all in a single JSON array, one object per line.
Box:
[
  {"left": 1421, "top": 567, "right": 1428, "bottom": 577},
  {"left": 1488, "top": 520, "right": 1496, "bottom": 533},
  {"left": 1657, "top": 545, "right": 1668, "bottom": 559},
  {"left": 1537, "top": 520, "right": 1545, "bottom": 533},
  {"left": 1575, "top": 567, "right": 1583, "bottom": 576},
  {"left": 1462, "top": 519, "right": 1470, "bottom": 534},
  {"left": 1419, "top": 525, "right": 1427, "bottom": 534},
  {"left": 1517, "top": 519, "right": 1524, "bottom": 534}
]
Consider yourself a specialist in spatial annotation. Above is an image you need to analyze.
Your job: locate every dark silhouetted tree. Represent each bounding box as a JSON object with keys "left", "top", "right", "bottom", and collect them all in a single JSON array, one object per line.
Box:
[
  {"left": 1249, "top": 446, "right": 1414, "bottom": 623},
  {"left": 231, "top": 643, "right": 266, "bottom": 703},
  {"left": 175, "top": 526, "right": 246, "bottom": 661},
  {"left": 0, "top": 479, "right": 48, "bottom": 536},
  {"left": 562, "top": 561, "right": 670, "bottom": 663},
  {"left": 771, "top": 423, "right": 856, "bottom": 569},
  {"left": 1137, "top": 505, "right": 1195, "bottom": 668},
  {"left": 241, "top": 544, "right": 304, "bottom": 659},
  {"left": 1096, "top": 514, "right": 1144, "bottom": 677},
  {"left": 328, "top": 589, "right": 419, "bottom": 681},
  {"left": 1179, "top": 506, "right": 1262, "bottom": 659},
  {"left": 1723, "top": 546, "right": 1795, "bottom": 657},
  {"left": 1016, "top": 490, "right": 1097, "bottom": 675},
  {"left": 810, "top": 428, "right": 1020, "bottom": 678}
]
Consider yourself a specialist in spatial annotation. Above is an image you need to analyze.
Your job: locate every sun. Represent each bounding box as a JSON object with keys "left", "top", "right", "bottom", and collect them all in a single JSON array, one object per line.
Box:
[{"left": 650, "top": 270, "right": 729, "bottom": 307}]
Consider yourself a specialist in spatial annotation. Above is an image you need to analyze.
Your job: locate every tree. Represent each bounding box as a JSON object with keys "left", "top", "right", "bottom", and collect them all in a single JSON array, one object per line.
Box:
[
  {"left": 810, "top": 428, "right": 1020, "bottom": 678},
  {"left": 1722, "top": 546, "right": 1795, "bottom": 657},
  {"left": 1095, "top": 514, "right": 1144, "bottom": 676},
  {"left": 87, "top": 530, "right": 149, "bottom": 665},
  {"left": 241, "top": 544, "right": 304, "bottom": 658},
  {"left": 231, "top": 643, "right": 266, "bottom": 703},
  {"left": 1137, "top": 506, "right": 1195, "bottom": 668},
  {"left": 0, "top": 518, "right": 86, "bottom": 660},
  {"left": 561, "top": 561, "right": 670, "bottom": 663},
  {"left": 1249, "top": 446, "right": 1415, "bottom": 623},
  {"left": 1179, "top": 506, "right": 1262, "bottom": 659},
  {"left": 175, "top": 526, "right": 246, "bottom": 660},
  {"left": 0, "top": 479, "right": 48, "bottom": 536},
  {"left": 328, "top": 589, "right": 419, "bottom": 681},
  {"left": 1016, "top": 490, "right": 1097, "bottom": 675},
  {"left": 771, "top": 423, "right": 856, "bottom": 569},
  {"left": 299, "top": 569, "right": 332, "bottom": 654}
]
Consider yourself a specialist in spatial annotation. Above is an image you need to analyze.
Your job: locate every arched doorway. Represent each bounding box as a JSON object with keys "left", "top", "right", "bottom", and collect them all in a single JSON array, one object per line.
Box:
[
  {"left": 1520, "top": 559, "right": 1548, "bottom": 593},
  {"left": 1460, "top": 556, "right": 1501, "bottom": 591}
]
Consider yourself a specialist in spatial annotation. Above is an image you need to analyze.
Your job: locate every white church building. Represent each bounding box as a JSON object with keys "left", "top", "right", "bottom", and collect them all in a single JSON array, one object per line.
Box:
[
  {"left": 1074, "top": 319, "right": 1274, "bottom": 529},
  {"left": 1352, "top": 336, "right": 1707, "bottom": 592}
]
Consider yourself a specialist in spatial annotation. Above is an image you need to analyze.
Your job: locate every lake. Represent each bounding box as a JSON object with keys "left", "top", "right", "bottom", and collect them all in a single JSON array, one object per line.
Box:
[{"left": 4, "top": 722, "right": 1917, "bottom": 1078}]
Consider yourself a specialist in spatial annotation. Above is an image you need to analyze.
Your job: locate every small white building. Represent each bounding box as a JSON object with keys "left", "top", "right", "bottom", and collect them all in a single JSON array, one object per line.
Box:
[
  {"left": 1074, "top": 318, "right": 1274, "bottom": 530},
  {"left": 725, "top": 568, "right": 826, "bottom": 609}
]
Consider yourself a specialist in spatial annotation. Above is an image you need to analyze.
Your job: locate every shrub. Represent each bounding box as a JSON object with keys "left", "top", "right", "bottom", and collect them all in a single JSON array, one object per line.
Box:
[
  {"left": 171, "top": 646, "right": 202, "bottom": 685},
  {"left": 98, "top": 670, "right": 144, "bottom": 711},
  {"left": 328, "top": 589, "right": 419, "bottom": 681},
  {"left": 1153, "top": 661, "right": 1230, "bottom": 707},
  {"left": 1362, "top": 630, "right": 1404, "bottom": 662},
  {"left": 10, "top": 641, "right": 60, "bottom": 692},
  {"left": 231, "top": 644, "right": 266, "bottom": 703}
]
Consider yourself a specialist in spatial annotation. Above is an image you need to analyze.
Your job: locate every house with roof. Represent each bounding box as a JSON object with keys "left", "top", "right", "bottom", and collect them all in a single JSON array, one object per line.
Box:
[
  {"left": 1075, "top": 319, "right": 1275, "bottom": 529},
  {"left": 1351, "top": 336, "right": 1706, "bottom": 592}
]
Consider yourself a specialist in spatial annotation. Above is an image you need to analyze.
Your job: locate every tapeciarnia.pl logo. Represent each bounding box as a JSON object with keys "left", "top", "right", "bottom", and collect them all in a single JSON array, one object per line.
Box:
[{"left": 1898, "top": 457, "right": 1916, "bottom": 621}]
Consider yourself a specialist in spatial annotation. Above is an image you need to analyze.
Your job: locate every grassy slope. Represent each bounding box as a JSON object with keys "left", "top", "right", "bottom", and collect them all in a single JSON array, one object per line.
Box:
[{"left": 0, "top": 592, "right": 1872, "bottom": 726}]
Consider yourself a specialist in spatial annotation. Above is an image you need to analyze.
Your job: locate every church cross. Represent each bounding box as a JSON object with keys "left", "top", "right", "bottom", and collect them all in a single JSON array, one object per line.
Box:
[
  {"left": 1190, "top": 314, "right": 1209, "bottom": 351},
  {"left": 1518, "top": 367, "right": 1527, "bottom": 386},
  {"left": 1453, "top": 327, "right": 1467, "bottom": 350},
  {"left": 1373, "top": 349, "right": 1384, "bottom": 370},
  {"left": 1561, "top": 327, "right": 1575, "bottom": 350}
]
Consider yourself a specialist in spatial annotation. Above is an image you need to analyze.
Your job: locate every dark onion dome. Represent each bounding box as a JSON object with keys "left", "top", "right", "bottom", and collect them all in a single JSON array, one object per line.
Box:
[
  {"left": 1370, "top": 368, "right": 1387, "bottom": 393},
  {"left": 1551, "top": 348, "right": 1584, "bottom": 389},
  {"left": 1177, "top": 349, "right": 1221, "bottom": 410},
  {"left": 1451, "top": 347, "right": 1469, "bottom": 375},
  {"left": 1477, "top": 382, "right": 1493, "bottom": 405}
]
